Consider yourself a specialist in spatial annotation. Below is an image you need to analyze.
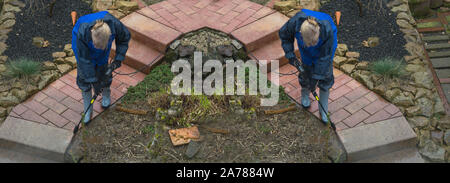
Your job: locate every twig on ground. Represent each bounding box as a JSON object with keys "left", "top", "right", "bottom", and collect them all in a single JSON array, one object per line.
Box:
[{"left": 115, "top": 106, "right": 148, "bottom": 115}]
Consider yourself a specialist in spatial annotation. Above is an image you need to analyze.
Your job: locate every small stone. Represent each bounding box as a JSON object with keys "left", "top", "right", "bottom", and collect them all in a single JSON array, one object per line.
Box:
[
  {"left": 415, "top": 88, "right": 431, "bottom": 99},
  {"left": 217, "top": 45, "right": 234, "bottom": 57},
  {"left": 356, "top": 61, "right": 369, "bottom": 70},
  {"left": 231, "top": 39, "right": 243, "bottom": 50},
  {"left": 25, "top": 85, "right": 39, "bottom": 96},
  {"left": 407, "top": 116, "right": 429, "bottom": 128},
  {"left": 185, "top": 141, "right": 201, "bottom": 159},
  {"left": 0, "top": 107, "right": 6, "bottom": 117},
  {"left": 396, "top": 19, "right": 413, "bottom": 29},
  {"left": 340, "top": 64, "right": 355, "bottom": 74},
  {"left": 405, "top": 64, "right": 425, "bottom": 73},
  {"left": 364, "top": 37, "right": 380, "bottom": 47},
  {"left": 64, "top": 56, "right": 77, "bottom": 67},
  {"left": 333, "top": 56, "right": 347, "bottom": 67},
  {"left": 116, "top": 1, "right": 139, "bottom": 12},
  {"left": 0, "top": 84, "right": 11, "bottom": 92},
  {"left": 0, "top": 12, "right": 15, "bottom": 23},
  {"left": 431, "top": 130, "right": 444, "bottom": 144},
  {"left": 437, "top": 116, "right": 450, "bottom": 129},
  {"left": 52, "top": 52, "right": 66, "bottom": 59},
  {"left": 406, "top": 106, "right": 421, "bottom": 117},
  {"left": 0, "top": 95, "right": 20, "bottom": 107},
  {"left": 419, "top": 140, "right": 446, "bottom": 162},
  {"left": 433, "top": 95, "right": 446, "bottom": 116},
  {"left": 416, "top": 97, "right": 433, "bottom": 117},
  {"left": 32, "top": 37, "right": 45, "bottom": 48},
  {"left": 345, "top": 51, "right": 360, "bottom": 58},
  {"left": 57, "top": 64, "right": 72, "bottom": 74},
  {"left": 287, "top": 9, "right": 302, "bottom": 18},
  {"left": 391, "top": 4, "right": 408, "bottom": 13},
  {"left": 64, "top": 44, "right": 74, "bottom": 56},
  {"left": 404, "top": 55, "right": 418, "bottom": 62},
  {"left": 42, "top": 61, "right": 57, "bottom": 70},
  {"left": 444, "top": 130, "right": 450, "bottom": 145},
  {"left": 393, "top": 93, "right": 414, "bottom": 107},
  {"left": 0, "top": 19, "right": 15, "bottom": 29},
  {"left": 11, "top": 89, "right": 27, "bottom": 101},
  {"left": 8, "top": 0, "right": 26, "bottom": 8},
  {"left": 0, "top": 64, "right": 6, "bottom": 73},
  {"left": 273, "top": 0, "right": 297, "bottom": 11},
  {"left": 107, "top": 9, "right": 126, "bottom": 19},
  {"left": 400, "top": 85, "right": 417, "bottom": 95},
  {"left": 387, "top": 0, "right": 405, "bottom": 8},
  {"left": 352, "top": 71, "right": 374, "bottom": 89},
  {"left": 178, "top": 45, "right": 195, "bottom": 58},
  {"left": 38, "top": 71, "right": 59, "bottom": 90},
  {"left": 412, "top": 72, "right": 433, "bottom": 89},
  {"left": 385, "top": 88, "right": 402, "bottom": 101},
  {"left": 335, "top": 44, "right": 348, "bottom": 57},
  {"left": 3, "top": 4, "right": 21, "bottom": 13},
  {"left": 169, "top": 40, "right": 180, "bottom": 50}
]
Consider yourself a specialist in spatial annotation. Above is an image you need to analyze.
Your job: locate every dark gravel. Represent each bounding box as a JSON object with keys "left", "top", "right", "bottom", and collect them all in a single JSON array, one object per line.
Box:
[
  {"left": 320, "top": 0, "right": 408, "bottom": 61},
  {"left": 4, "top": 0, "right": 92, "bottom": 62}
]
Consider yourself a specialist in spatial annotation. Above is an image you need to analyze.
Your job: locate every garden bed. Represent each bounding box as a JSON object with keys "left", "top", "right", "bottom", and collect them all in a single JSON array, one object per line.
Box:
[
  {"left": 320, "top": 0, "right": 408, "bottom": 61},
  {"left": 4, "top": 0, "right": 92, "bottom": 62},
  {"left": 66, "top": 63, "right": 344, "bottom": 163}
]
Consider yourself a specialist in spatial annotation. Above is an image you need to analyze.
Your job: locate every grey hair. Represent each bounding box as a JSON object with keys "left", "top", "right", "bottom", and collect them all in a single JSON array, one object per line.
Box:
[
  {"left": 300, "top": 18, "right": 320, "bottom": 47},
  {"left": 91, "top": 20, "right": 111, "bottom": 50}
]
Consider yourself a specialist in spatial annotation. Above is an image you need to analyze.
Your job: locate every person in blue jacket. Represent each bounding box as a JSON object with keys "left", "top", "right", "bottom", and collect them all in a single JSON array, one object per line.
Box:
[
  {"left": 72, "top": 11, "right": 131, "bottom": 124},
  {"left": 279, "top": 9, "right": 337, "bottom": 124}
]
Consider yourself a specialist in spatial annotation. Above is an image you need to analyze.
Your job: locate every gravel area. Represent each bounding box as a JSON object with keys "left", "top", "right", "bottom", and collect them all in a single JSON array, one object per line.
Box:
[
  {"left": 4, "top": 0, "right": 92, "bottom": 62},
  {"left": 320, "top": 0, "right": 408, "bottom": 61}
]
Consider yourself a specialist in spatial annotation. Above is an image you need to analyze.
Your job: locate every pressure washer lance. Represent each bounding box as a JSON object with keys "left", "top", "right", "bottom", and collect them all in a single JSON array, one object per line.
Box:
[
  {"left": 73, "top": 65, "right": 115, "bottom": 134},
  {"left": 311, "top": 90, "right": 336, "bottom": 131}
]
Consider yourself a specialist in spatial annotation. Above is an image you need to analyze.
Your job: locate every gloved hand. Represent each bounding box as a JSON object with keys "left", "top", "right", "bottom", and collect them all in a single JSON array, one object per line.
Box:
[
  {"left": 289, "top": 58, "right": 304, "bottom": 73},
  {"left": 111, "top": 60, "right": 122, "bottom": 71}
]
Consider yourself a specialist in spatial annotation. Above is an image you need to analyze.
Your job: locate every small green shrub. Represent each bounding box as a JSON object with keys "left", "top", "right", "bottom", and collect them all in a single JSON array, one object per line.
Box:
[
  {"left": 369, "top": 58, "right": 406, "bottom": 79},
  {"left": 6, "top": 58, "right": 41, "bottom": 79}
]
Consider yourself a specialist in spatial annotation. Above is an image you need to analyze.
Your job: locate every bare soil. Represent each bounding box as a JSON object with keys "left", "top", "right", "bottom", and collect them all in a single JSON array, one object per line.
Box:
[{"left": 67, "top": 101, "right": 341, "bottom": 163}]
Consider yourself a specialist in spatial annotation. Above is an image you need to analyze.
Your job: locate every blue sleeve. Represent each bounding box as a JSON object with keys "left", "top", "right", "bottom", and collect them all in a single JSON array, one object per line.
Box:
[
  {"left": 279, "top": 16, "right": 298, "bottom": 65},
  {"left": 312, "top": 21, "right": 336, "bottom": 80},
  {"left": 112, "top": 16, "right": 131, "bottom": 62},
  {"left": 75, "top": 24, "right": 97, "bottom": 83}
]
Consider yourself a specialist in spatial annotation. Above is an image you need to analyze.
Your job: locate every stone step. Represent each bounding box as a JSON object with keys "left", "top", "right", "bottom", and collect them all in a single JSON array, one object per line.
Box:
[
  {"left": 249, "top": 38, "right": 300, "bottom": 73},
  {"left": 111, "top": 39, "right": 164, "bottom": 74},
  {"left": 422, "top": 35, "right": 449, "bottom": 42},
  {"left": 0, "top": 117, "right": 73, "bottom": 162},
  {"left": 355, "top": 148, "right": 425, "bottom": 163},
  {"left": 428, "top": 51, "right": 450, "bottom": 58},
  {"left": 231, "top": 12, "right": 289, "bottom": 52},
  {"left": 121, "top": 12, "right": 182, "bottom": 52},
  {"left": 425, "top": 43, "right": 450, "bottom": 50},
  {"left": 0, "top": 148, "right": 57, "bottom": 163},
  {"left": 431, "top": 57, "right": 450, "bottom": 68},
  {"left": 435, "top": 68, "right": 450, "bottom": 79},
  {"left": 441, "top": 84, "right": 450, "bottom": 103},
  {"left": 337, "top": 116, "right": 417, "bottom": 162}
]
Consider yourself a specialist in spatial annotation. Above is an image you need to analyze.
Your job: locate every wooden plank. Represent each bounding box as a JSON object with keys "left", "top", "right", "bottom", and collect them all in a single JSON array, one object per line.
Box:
[
  {"left": 422, "top": 35, "right": 449, "bottom": 42},
  {"left": 431, "top": 57, "right": 450, "bottom": 69},
  {"left": 435, "top": 68, "right": 450, "bottom": 79},
  {"left": 425, "top": 43, "right": 450, "bottom": 50},
  {"left": 428, "top": 51, "right": 450, "bottom": 58}
]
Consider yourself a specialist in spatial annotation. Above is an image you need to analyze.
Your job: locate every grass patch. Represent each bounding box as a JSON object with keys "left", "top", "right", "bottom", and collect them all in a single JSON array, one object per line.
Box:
[
  {"left": 123, "top": 63, "right": 175, "bottom": 103},
  {"left": 369, "top": 58, "right": 406, "bottom": 79},
  {"left": 5, "top": 58, "right": 41, "bottom": 79}
]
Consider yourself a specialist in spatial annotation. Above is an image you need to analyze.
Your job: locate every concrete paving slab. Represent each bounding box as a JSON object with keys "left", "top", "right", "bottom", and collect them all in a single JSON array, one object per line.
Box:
[
  {"left": 337, "top": 116, "right": 417, "bottom": 162},
  {"left": 0, "top": 148, "right": 57, "bottom": 163},
  {"left": 0, "top": 117, "right": 73, "bottom": 162},
  {"left": 356, "top": 148, "right": 425, "bottom": 163}
]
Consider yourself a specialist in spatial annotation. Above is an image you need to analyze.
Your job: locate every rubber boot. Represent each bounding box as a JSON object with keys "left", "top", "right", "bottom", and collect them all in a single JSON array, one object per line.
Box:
[
  {"left": 82, "top": 90, "right": 93, "bottom": 124},
  {"left": 301, "top": 87, "right": 311, "bottom": 108},
  {"left": 319, "top": 89, "right": 330, "bottom": 124},
  {"left": 101, "top": 87, "right": 111, "bottom": 109}
]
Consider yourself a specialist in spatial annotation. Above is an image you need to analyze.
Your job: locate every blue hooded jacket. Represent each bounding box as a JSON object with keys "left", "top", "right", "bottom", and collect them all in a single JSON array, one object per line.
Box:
[
  {"left": 72, "top": 11, "right": 131, "bottom": 83},
  {"left": 279, "top": 9, "right": 337, "bottom": 80}
]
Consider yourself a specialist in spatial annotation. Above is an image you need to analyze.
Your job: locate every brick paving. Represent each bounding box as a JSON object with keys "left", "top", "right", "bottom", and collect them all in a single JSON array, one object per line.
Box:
[
  {"left": 269, "top": 65, "right": 402, "bottom": 131},
  {"left": 7, "top": 65, "right": 145, "bottom": 131}
]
